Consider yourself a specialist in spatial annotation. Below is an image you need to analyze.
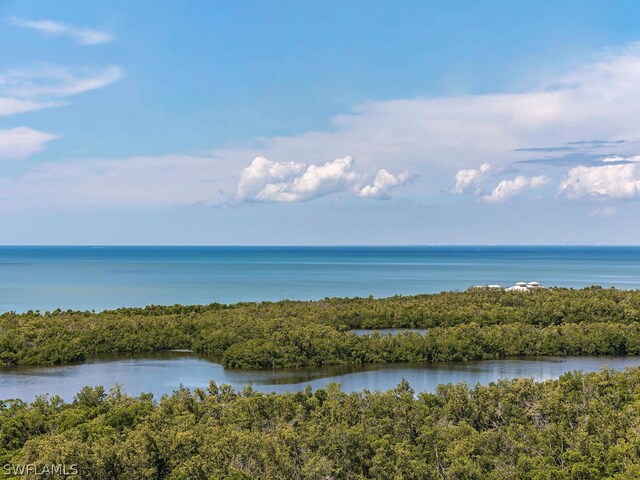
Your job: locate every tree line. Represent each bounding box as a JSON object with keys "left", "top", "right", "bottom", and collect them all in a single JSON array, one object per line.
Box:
[
  {"left": 2, "top": 368, "right": 640, "bottom": 479},
  {"left": 2, "top": 287, "right": 640, "bottom": 368}
]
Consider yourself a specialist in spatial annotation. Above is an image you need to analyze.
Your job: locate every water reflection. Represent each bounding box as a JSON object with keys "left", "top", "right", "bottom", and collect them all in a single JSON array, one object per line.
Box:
[{"left": 2, "top": 352, "right": 640, "bottom": 402}]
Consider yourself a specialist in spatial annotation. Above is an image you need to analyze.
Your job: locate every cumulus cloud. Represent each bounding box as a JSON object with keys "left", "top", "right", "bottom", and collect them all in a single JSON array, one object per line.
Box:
[
  {"left": 8, "top": 42, "right": 640, "bottom": 210},
  {"left": 451, "top": 163, "right": 491, "bottom": 194},
  {"left": 10, "top": 17, "right": 113, "bottom": 45},
  {"left": 358, "top": 169, "right": 411, "bottom": 198},
  {"left": 482, "top": 175, "right": 549, "bottom": 203},
  {"left": 239, "top": 45, "right": 640, "bottom": 178},
  {"left": 236, "top": 157, "right": 305, "bottom": 201},
  {"left": 0, "top": 127, "right": 57, "bottom": 160},
  {"left": 236, "top": 156, "right": 409, "bottom": 203},
  {"left": 254, "top": 157, "right": 359, "bottom": 203},
  {"left": 559, "top": 164, "right": 640, "bottom": 199}
]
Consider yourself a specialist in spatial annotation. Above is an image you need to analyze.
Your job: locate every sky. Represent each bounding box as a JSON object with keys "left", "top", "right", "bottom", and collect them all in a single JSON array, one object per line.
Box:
[{"left": 1, "top": 0, "right": 640, "bottom": 245}]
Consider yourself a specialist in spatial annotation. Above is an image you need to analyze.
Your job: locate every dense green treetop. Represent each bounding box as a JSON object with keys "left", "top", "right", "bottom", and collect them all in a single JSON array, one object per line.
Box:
[
  {"left": 2, "top": 287, "right": 640, "bottom": 368},
  {"left": 2, "top": 368, "right": 640, "bottom": 479}
]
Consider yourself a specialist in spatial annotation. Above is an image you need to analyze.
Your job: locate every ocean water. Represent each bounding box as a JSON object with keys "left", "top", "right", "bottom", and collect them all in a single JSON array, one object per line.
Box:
[{"left": 0, "top": 246, "right": 639, "bottom": 313}]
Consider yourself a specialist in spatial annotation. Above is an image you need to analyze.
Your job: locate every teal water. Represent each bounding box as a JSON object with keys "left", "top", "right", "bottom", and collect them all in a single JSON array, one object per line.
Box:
[
  {"left": 2, "top": 353, "right": 640, "bottom": 401},
  {"left": 1, "top": 246, "right": 639, "bottom": 313}
]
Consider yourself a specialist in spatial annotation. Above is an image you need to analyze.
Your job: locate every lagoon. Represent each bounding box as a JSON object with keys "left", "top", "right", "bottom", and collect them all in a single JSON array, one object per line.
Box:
[{"left": 2, "top": 353, "right": 640, "bottom": 402}]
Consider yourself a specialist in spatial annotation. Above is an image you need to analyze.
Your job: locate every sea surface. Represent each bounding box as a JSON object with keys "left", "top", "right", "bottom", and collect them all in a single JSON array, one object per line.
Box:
[
  {"left": 1, "top": 246, "right": 639, "bottom": 313},
  {"left": 2, "top": 353, "right": 639, "bottom": 402}
]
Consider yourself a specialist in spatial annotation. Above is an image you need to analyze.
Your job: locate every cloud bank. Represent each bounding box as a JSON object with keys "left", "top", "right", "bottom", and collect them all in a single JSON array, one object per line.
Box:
[
  {"left": 559, "top": 164, "right": 640, "bottom": 199},
  {"left": 483, "top": 175, "right": 549, "bottom": 203},
  {"left": 10, "top": 17, "right": 113, "bottom": 45},
  {"left": 5, "top": 42, "right": 640, "bottom": 209},
  {"left": 236, "top": 156, "right": 410, "bottom": 203}
]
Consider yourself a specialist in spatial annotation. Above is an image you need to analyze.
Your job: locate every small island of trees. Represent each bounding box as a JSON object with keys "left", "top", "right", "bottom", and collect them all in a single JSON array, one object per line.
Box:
[{"left": 1, "top": 286, "right": 640, "bottom": 369}]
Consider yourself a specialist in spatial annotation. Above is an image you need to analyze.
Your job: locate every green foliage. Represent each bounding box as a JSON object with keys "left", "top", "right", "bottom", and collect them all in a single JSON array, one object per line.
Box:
[
  {"left": 2, "top": 369, "right": 640, "bottom": 479},
  {"left": 2, "top": 287, "right": 640, "bottom": 368}
]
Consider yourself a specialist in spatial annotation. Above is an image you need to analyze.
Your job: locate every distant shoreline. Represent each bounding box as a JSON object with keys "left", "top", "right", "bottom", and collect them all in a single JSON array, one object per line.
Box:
[{"left": 0, "top": 284, "right": 633, "bottom": 317}]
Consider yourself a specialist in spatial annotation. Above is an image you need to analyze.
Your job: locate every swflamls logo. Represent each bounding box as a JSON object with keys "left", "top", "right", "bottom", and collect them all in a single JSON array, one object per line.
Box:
[{"left": 2, "top": 464, "right": 79, "bottom": 476}]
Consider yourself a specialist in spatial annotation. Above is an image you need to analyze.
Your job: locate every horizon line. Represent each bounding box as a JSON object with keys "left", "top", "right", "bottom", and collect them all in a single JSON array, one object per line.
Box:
[{"left": 1, "top": 244, "right": 640, "bottom": 248}]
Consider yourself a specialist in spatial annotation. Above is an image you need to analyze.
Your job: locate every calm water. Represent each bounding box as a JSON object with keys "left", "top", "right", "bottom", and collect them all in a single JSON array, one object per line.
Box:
[
  {"left": 2, "top": 353, "right": 640, "bottom": 402},
  {"left": 351, "top": 328, "right": 429, "bottom": 336},
  {"left": 1, "top": 246, "right": 639, "bottom": 313}
]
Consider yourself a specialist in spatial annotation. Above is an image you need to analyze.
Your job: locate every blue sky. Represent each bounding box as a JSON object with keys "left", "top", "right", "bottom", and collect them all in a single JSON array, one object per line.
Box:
[{"left": 2, "top": 0, "right": 640, "bottom": 244}]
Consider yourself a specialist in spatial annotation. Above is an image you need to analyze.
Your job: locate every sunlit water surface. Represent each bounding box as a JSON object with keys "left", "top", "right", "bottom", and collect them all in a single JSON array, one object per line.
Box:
[
  {"left": 1, "top": 246, "right": 639, "bottom": 313},
  {"left": 2, "top": 353, "right": 640, "bottom": 402}
]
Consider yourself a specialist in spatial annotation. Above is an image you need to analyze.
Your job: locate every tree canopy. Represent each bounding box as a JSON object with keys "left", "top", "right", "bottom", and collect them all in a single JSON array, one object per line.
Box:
[
  {"left": 2, "top": 368, "right": 640, "bottom": 479},
  {"left": 2, "top": 287, "right": 640, "bottom": 368}
]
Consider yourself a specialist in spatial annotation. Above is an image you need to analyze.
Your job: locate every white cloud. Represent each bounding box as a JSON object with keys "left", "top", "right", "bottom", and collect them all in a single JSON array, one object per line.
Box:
[
  {"left": 559, "top": 164, "right": 640, "bottom": 199},
  {"left": 7, "top": 42, "right": 640, "bottom": 210},
  {"left": 10, "top": 17, "right": 113, "bottom": 45},
  {"left": 0, "top": 66, "right": 122, "bottom": 99},
  {"left": 451, "top": 163, "right": 491, "bottom": 194},
  {"left": 0, "top": 66, "right": 121, "bottom": 159},
  {"left": 0, "top": 97, "right": 63, "bottom": 117},
  {"left": 180, "top": 42, "right": 640, "bottom": 212},
  {"left": 0, "top": 66, "right": 122, "bottom": 120},
  {"left": 602, "top": 154, "right": 640, "bottom": 163},
  {"left": 358, "top": 169, "right": 411, "bottom": 198},
  {"left": 2, "top": 153, "right": 407, "bottom": 210},
  {"left": 0, "top": 127, "right": 57, "bottom": 160},
  {"left": 236, "top": 157, "right": 305, "bottom": 201},
  {"left": 254, "top": 157, "right": 359, "bottom": 203},
  {"left": 482, "top": 175, "right": 549, "bottom": 203},
  {"left": 237, "top": 156, "right": 410, "bottom": 203},
  {"left": 451, "top": 163, "right": 550, "bottom": 203}
]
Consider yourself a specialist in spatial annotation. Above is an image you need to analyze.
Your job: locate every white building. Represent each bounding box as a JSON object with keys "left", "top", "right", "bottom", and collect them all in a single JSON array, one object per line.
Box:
[{"left": 506, "top": 285, "right": 530, "bottom": 292}]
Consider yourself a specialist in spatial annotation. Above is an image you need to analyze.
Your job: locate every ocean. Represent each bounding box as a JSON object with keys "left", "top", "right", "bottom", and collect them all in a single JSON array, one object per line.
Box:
[{"left": 0, "top": 246, "right": 639, "bottom": 313}]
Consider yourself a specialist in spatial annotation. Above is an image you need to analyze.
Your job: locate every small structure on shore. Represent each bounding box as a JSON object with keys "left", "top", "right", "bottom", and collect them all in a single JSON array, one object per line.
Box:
[
  {"left": 470, "top": 284, "right": 504, "bottom": 290},
  {"left": 470, "top": 281, "right": 545, "bottom": 293},
  {"left": 506, "top": 285, "right": 530, "bottom": 292},
  {"left": 506, "top": 281, "right": 544, "bottom": 293}
]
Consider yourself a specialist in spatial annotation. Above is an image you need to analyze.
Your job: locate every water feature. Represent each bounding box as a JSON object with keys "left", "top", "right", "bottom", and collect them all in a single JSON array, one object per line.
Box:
[
  {"left": 350, "top": 328, "right": 429, "bottom": 336},
  {"left": 2, "top": 246, "right": 640, "bottom": 313},
  {"left": 2, "top": 352, "right": 640, "bottom": 402}
]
